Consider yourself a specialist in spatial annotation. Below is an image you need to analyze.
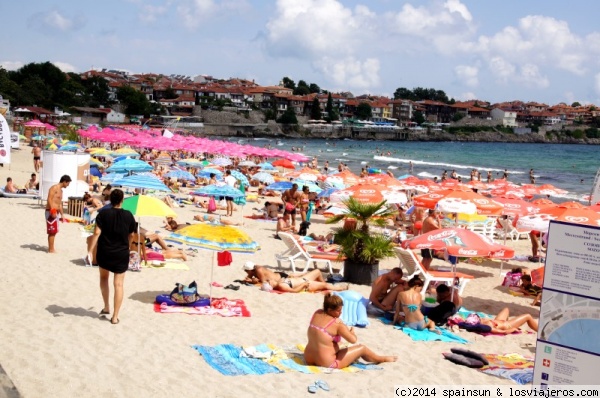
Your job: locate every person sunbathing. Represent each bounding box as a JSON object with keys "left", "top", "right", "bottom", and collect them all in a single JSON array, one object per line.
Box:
[
  {"left": 193, "top": 213, "right": 241, "bottom": 226},
  {"left": 130, "top": 233, "right": 188, "bottom": 262},
  {"left": 479, "top": 307, "right": 538, "bottom": 334},
  {"left": 247, "top": 201, "right": 280, "bottom": 220},
  {"left": 242, "top": 262, "right": 346, "bottom": 293},
  {"left": 369, "top": 267, "right": 405, "bottom": 313},
  {"left": 304, "top": 294, "right": 397, "bottom": 369},
  {"left": 393, "top": 276, "right": 439, "bottom": 333},
  {"left": 519, "top": 274, "right": 542, "bottom": 296}
]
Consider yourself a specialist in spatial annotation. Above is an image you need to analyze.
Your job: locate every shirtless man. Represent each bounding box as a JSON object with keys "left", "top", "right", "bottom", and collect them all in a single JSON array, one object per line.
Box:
[
  {"left": 242, "top": 262, "right": 347, "bottom": 293},
  {"left": 276, "top": 213, "right": 296, "bottom": 236},
  {"left": 32, "top": 144, "right": 42, "bottom": 172},
  {"left": 4, "top": 177, "right": 18, "bottom": 193},
  {"left": 45, "top": 175, "right": 71, "bottom": 253},
  {"left": 25, "top": 173, "right": 38, "bottom": 190},
  {"left": 420, "top": 209, "right": 441, "bottom": 269},
  {"left": 369, "top": 267, "right": 406, "bottom": 312}
]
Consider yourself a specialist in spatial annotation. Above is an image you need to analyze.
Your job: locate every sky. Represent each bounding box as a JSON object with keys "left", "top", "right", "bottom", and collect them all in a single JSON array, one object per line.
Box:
[{"left": 2, "top": 0, "right": 600, "bottom": 105}]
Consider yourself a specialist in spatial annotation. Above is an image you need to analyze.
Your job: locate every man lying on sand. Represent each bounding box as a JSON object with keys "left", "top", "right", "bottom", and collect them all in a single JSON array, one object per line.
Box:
[{"left": 242, "top": 261, "right": 347, "bottom": 293}]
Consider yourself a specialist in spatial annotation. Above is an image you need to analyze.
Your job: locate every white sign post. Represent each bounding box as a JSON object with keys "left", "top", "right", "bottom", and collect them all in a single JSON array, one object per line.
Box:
[
  {"left": 0, "top": 114, "right": 11, "bottom": 165},
  {"left": 532, "top": 221, "right": 600, "bottom": 386}
]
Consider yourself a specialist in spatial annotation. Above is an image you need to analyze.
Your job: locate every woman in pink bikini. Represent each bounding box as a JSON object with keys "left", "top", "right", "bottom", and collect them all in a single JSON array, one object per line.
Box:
[{"left": 304, "top": 294, "right": 397, "bottom": 369}]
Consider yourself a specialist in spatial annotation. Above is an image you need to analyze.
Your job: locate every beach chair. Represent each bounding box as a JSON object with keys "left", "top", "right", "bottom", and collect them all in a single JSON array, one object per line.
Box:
[
  {"left": 394, "top": 247, "right": 474, "bottom": 298},
  {"left": 497, "top": 218, "right": 529, "bottom": 241},
  {"left": 275, "top": 232, "right": 335, "bottom": 274}
]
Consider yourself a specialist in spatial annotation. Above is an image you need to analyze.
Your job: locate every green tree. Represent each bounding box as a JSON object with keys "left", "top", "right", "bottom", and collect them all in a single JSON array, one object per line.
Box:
[
  {"left": 20, "top": 75, "right": 51, "bottom": 107},
  {"left": 413, "top": 110, "right": 425, "bottom": 125},
  {"left": 310, "top": 97, "right": 322, "bottom": 120},
  {"left": 277, "top": 107, "right": 298, "bottom": 124},
  {"left": 452, "top": 112, "right": 466, "bottom": 122},
  {"left": 164, "top": 87, "right": 179, "bottom": 100},
  {"left": 116, "top": 85, "right": 153, "bottom": 116},
  {"left": 81, "top": 76, "right": 112, "bottom": 107},
  {"left": 571, "top": 101, "right": 581, "bottom": 107},
  {"left": 0, "top": 67, "right": 22, "bottom": 104},
  {"left": 393, "top": 87, "right": 412, "bottom": 100},
  {"left": 309, "top": 83, "right": 321, "bottom": 94},
  {"left": 326, "top": 92, "right": 339, "bottom": 121},
  {"left": 282, "top": 76, "right": 296, "bottom": 90},
  {"left": 294, "top": 80, "right": 310, "bottom": 95},
  {"left": 355, "top": 102, "right": 372, "bottom": 120}
]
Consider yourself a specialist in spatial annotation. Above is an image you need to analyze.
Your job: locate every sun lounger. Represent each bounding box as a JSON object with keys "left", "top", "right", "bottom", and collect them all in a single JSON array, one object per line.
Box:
[
  {"left": 275, "top": 232, "right": 337, "bottom": 274},
  {"left": 394, "top": 247, "right": 474, "bottom": 297}
]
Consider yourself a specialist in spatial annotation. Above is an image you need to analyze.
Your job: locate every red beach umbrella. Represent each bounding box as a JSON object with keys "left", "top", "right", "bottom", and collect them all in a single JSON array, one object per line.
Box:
[{"left": 272, "top": 159, "right": 296, "bottom": 169}]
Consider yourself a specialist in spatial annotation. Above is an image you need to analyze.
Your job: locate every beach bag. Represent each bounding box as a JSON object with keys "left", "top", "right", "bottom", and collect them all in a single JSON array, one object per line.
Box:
[
  {"left": 129, "top": 251, "right": 142, "bottom": 272},
  {"left": 208, "top": 197, "right": 217, "bottom": 212},
  {"left": 502, "top": 272, "right": 522, "bottom": 287},
  {"left": 170, "top": 281, "right": 201, "bottom": 305},
  {"left": 464, "top": 313, "right": 481, "bottom": 326},
  {"left": 46, "top": 215, "right": 59, "bottom": 235}
]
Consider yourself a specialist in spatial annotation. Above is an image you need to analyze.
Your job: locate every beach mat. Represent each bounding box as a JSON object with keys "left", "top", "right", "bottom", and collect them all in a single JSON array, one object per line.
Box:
[
  {"left": 154, "top": 298, "right": 250, "bottom": 317},
  {"left": 192, "top": 343, "right": 382, "bottom": 376},
  {"left": 380, "top": 318, "right": 469, "bottom": 344},
  {"left": 479, "top": 353, "right": 534, "bottom": 385}
]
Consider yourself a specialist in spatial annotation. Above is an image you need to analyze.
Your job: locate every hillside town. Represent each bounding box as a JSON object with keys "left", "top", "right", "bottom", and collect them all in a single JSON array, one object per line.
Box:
[{"left": 2, "top": 67, "right": 600, "bottom": 141}]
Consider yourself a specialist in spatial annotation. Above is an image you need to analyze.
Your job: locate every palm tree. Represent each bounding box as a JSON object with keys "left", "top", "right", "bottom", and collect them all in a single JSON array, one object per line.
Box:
[{"left": 327, "top": 197, "right": 397, "bottom": 265}]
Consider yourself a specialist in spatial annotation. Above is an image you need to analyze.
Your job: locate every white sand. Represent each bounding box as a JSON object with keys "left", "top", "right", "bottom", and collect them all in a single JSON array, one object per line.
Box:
[{"left": 0, "top": 147, "right": 541, "bottom": 397}]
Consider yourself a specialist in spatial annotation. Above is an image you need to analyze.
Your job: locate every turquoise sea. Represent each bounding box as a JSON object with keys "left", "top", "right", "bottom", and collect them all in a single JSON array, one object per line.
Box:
[{"left": 237, "top": 138, "right": 599, "bottom": 200}]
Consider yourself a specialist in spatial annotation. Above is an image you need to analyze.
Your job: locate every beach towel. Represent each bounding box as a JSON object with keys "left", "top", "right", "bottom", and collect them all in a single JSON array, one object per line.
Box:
[
  {"left": 450, "top": 308, "right": 533, "bottom": 336},
  {"left": 142, "top": 260, "right": 190, "bottom": 271},
  {"left": 379, "top": 318, "right": 469, "bottom": 344},
  {"left": 192, "top": 343, "right": 382, "bottom": 376},
  {"left": 154, "top": 298, "right": 250, "bottom": 317},
  {"left": 478, "top": 353, "right": 534, "bottom": 385}
]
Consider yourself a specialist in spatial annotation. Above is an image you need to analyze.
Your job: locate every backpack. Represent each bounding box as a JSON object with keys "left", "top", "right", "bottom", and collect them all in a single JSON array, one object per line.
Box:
[
  {"left": 208, "top": 196, "right": 217, "bottom": 212},
  {"left": 170, "top": 281, "right": 201, "bottom": 305}
]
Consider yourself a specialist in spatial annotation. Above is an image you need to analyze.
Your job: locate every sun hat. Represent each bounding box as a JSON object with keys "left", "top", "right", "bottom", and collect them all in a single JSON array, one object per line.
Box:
[{"left": 243, "top": 261, "right": 255, "bottom": 271}]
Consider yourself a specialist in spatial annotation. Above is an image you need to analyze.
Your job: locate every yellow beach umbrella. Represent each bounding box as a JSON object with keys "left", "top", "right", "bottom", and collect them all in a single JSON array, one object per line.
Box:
[{"left": 122, "top": 194, "right": 177, "bottom": 218}]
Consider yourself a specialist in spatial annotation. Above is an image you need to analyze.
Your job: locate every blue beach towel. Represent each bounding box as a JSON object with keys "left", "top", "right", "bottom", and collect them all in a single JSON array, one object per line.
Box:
[
  {"left": 380, "top": 318, "right": 469, "bottom": 344},
  {"left": 193, "top": 344, "right": 281, "bottom": 376}
]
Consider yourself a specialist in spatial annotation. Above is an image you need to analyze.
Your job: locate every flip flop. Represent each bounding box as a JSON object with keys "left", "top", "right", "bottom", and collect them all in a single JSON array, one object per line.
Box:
[
  {"left": 315, "top": 380, "right": 330, "bottom": 391},
  {"left": 307, "top": 384, "right": 317, "bottom": 394},
  {"left": 110, "top": 318, "right": 119, "bottom": 325},
  {"left": 99, "top": 309, "right": 110, "bottom": 316},
  {"left": 210, "top": 282, "right": 223, "bottom": 287},
  {"left": 224, "top": 284, "right": 240, "bottom": 291}
]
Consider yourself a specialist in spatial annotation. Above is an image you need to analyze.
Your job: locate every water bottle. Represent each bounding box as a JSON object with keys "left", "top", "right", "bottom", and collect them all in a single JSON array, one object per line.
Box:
[{"left": 83, "top": 207, "right": 91, "bottom": 225}]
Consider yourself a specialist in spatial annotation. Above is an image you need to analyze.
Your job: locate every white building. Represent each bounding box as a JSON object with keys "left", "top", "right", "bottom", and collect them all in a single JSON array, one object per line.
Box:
[{"left": 490, "top": 108, "right": 517, "bottom": 127}]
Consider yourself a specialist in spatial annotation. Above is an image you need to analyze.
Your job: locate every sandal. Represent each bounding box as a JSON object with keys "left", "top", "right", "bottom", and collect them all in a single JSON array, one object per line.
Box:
[
  {"left": 224, "top": 284, "right": 240, "bottom": 291},
  {"left": 110, "top": 317, "right": 119, "bottom": 325},
  {"left": 99, "top": 309, "right": 110, "bottom": 316}
]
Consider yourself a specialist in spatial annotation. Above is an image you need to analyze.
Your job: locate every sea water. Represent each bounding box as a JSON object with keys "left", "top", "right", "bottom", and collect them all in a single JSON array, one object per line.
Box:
[{"left": 243, "top": 138, "right": 598, "bottom": 200}]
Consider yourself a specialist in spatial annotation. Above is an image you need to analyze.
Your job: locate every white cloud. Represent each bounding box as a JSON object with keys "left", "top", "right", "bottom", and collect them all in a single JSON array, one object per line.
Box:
[
  {"left": 314, "top": 57, "right": 380, "bottom": 90},
  {"left": 455, "top": 92, "right": 478, "bottom": 101},
  {"left": 518, "top": 63, "right": 549, "bottom": 88},
  {"left": 454, "top": 65, "right": 478, "bottom": 87},
  {"left": 0, "top": 61, "right": 24, "bottom": 71},
  {"left": 52, "top": 62, "right": 77, "bottom": 73},
  {"left": 138, "top": 4, "right": 169, "bottom": 24},
  {"left": 386, "top": 0, "right": 475, "bottom": 54},
  {"left": 487, "top": 57, "right": 516, "bottom": 83},
  {"left": 595, "top": 73, "right": 600, "bottom": 96},
  {"left": 28, "top": 9, "right": 85, "bottom": 33},
  {"left": 175, "top": 0, "right": 248, "bottom": 30}
]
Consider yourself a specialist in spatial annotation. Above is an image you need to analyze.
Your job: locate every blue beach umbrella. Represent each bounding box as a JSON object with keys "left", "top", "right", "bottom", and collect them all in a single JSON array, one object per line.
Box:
[
  {"left": 89, "top": 167, "right": 103, "bottom": 178},
  {"left": 192, "top": 184, "right": 245, "bottom": 198},
  {"left": 317, "top": 187, "right": 340, "bottom": 198},
  {"left": 107, "top": 158, "right": 153, "bottom": 173},
  {"left": 258, "top": 162, "right": 275, "bottom": 170},
  {"left": 264, "top": 181, "right": 293, "bottom": 192},
  {"left": 101, "top": 173, "right": 125, "bottom": 183},
  {"left": 230, "top": 170, "right": 249, "bottom": 187},
  {"left": 292, "top": 179, "right": 322, "bottom": 193},
  {"left": 197, "top": 170, "right": 224, "bottom": 180},
  {"left": 165, "top": 169, "right": 196, "bottom": 181},
  {"left": 251, "top": 172, "right": 275, "bottom": 184},
  {"left": 113, "top": 174, "right": 171, "bottom": 192}
]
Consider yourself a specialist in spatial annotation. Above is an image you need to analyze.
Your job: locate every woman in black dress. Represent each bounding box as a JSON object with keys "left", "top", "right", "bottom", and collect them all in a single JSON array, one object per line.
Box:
[{"left": 90, "top": 189, "right": 136, "bottom": 324}]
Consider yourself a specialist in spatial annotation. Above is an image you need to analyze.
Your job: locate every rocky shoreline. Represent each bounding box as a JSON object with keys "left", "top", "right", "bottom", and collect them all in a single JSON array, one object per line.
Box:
[{"left": 194, "top": 109, "right": 600, "bottom": 145}]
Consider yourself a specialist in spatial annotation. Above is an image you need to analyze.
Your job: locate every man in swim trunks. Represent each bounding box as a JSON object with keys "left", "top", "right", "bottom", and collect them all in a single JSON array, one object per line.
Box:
[
  {"left": 369, "top": 267, "right": 406, "bottom": 313},
  {"left": 242, "top": 262, "right": 347, "bottom": 293},
  {"left": 32, "top": 144, "right": 42, "bottom": 172},
  {"left": 282, "top": 183, "right": 300, "bottom": 227},
  {"left": 45, "top": 174, "right": 71, "bottom": 253}
]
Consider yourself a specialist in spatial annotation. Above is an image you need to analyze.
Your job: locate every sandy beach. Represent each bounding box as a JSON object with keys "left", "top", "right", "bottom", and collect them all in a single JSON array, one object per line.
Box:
[{"left": 0, "top": 147, "right": 541, "bottom": 398}]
